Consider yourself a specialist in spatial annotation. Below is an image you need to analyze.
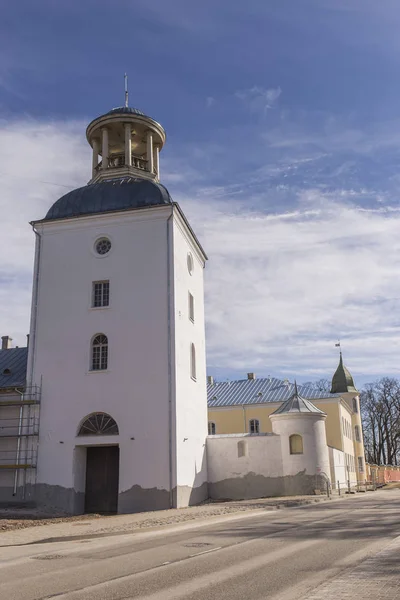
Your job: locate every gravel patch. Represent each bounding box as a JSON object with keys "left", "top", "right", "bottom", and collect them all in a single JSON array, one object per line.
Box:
[{"left": 0, "top": 495, "right": 326, "bottom": 534}]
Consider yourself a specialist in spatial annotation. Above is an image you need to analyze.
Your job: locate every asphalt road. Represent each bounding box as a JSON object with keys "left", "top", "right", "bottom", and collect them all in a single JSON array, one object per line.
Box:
[{"left": 1, "top": 489, "right": 400, "bottom": 600}]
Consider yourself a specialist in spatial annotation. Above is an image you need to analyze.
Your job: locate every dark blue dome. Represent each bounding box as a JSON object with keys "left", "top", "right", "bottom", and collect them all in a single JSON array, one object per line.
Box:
[
  {"left": 104, "top": 106, "right": 146, "bottom": 117},
  {"left": 44, "top": 177, "right": 172, "bottom": 221}
]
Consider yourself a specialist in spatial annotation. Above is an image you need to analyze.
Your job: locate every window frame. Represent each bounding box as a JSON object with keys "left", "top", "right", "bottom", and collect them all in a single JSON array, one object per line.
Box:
[
  {"left": 355, "top": 425, "right": 361, "bottom": 442},
  {"left": 208, "top": 422, "right": 216, "bottom": 435},
  {"left": 92, "top": 280, "right": 110, "bottom": 309},
  {"left": 352, "top": 397, "right": 358, "bottom": 413},
  {"left": 249, "top": 418, "right": 260, "bottom": 434},
  {"left": 358, "top": 456, "right": 364, "bottom": 472},
  {"left": 289, "top": 434, "right": 304, "bottom": 455},
  {"left": 91, "top": 334, "right": 108, "bottom": 371}
]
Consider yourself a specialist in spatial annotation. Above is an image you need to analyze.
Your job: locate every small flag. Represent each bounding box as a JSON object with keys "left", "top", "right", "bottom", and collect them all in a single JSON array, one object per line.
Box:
[{"left": 335, "top": 342, "right": 341, "bottom": 347}]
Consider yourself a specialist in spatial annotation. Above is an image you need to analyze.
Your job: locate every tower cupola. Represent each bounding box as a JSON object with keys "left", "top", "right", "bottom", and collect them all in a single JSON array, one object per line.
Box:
[
  {"left": 86, "top": 80, "right": 166, "bottom": 184},
  {"left": 330, "top": 352, "right": 357, "bottom": 394}
]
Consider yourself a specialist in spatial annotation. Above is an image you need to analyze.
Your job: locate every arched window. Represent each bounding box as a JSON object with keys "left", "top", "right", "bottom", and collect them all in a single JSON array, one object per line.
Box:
[
  {"left": 91, "top": 334, "right": 108, "bottom": 371},
  {"left": 352, "top": 397, "right": 358, "bottom": 413},
  {"left": 355, "top": 425, "right": 361, "bottom": 442},
  {"left": 208, "top": 422, "right": 216, "bottom": 435},
  {"left": 249, "top": 419, "right": 260, "bottom": 434},
  {"left": 190, "top": 343, "right": 196, "bottom": 380},
  {"left": 78, "top": 413, "right": 119, "bottom": 435},
  {"left": 289, "top": 434, "right": 303, "bottom": 455}
]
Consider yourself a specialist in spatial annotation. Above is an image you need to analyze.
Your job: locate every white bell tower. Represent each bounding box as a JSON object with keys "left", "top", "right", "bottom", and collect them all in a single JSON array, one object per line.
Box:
[{"left": 27, "top": 87, "right": 208, "bottom": 514}]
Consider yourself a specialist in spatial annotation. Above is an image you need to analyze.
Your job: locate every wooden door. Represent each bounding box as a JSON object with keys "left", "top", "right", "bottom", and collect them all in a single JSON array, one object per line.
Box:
[{"left": 84, "top": 446, "right": 119, "bottom": 513}]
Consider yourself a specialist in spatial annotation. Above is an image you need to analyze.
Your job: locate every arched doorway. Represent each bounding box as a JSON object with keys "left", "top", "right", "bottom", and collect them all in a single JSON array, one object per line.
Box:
[{"left": 78, "top": 413, "right": 120, "bottom": 513}]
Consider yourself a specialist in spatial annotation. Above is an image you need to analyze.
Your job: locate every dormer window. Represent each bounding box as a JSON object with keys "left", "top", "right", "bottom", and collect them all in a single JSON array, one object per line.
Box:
[{"left": 2, "top": 368, "right": 11, "bottom": 376}]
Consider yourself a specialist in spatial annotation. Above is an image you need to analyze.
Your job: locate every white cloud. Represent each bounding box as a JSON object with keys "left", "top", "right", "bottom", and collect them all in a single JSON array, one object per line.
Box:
[
  {"left": 1, "top": 117, "right": 400, "bottom": 385},
  {"left": 0, "top": 119, "right": 89, "bottom": 345},
  {"left": 235, "top": 86, "right": 282, "bottom": 114}
]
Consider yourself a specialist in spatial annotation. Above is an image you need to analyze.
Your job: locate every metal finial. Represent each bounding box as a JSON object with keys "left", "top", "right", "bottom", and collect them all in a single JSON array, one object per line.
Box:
[{"left": 124, "top": 73, "right": 129, "bottom": 108}]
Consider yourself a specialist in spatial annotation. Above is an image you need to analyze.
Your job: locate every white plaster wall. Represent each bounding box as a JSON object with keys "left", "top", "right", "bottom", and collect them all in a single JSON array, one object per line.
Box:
[
  {"left": 30, "top": 206, "right": 174, "bottom": 499},
  {"left": 271, "top": 414, "right": 331, "bottom": 481},
  {"left": 328, "top": 447, "right": 346, "bottom": 487},
  {"left": 207, "top": 434, "right": 283, "bottom": 482},
  {"left": 172, "top": 211, "right": 208, "bottom": 503}
]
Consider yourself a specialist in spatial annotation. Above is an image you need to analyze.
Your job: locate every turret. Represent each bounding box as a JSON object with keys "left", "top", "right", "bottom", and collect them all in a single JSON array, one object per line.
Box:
[{"left": 270, "top": 382, "right": 331, "bottom": 493}]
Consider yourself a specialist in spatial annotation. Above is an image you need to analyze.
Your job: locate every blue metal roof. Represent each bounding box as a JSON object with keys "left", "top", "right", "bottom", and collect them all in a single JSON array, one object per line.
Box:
[
  {"left": 0, "top": 348, "right": 28, "bottom": 389},
  {"left": 42, "top": 177, "right": 172, "bottom": 222},
  {"left": 207, "top": 377, "right": 340, "bottom": 408}
]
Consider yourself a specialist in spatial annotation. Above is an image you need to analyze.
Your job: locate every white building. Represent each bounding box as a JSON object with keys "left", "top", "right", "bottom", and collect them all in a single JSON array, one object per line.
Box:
[{"left": 25, "top": 103, "right": 208, "bottom": 513}]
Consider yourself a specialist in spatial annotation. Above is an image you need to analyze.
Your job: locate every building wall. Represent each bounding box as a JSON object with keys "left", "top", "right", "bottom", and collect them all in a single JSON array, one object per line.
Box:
[
  {"left": 339, "top": 402, "right": 357, "bottom": 483},
  {"left": 207, "top": 431, "right": 327, "bottom": 500},
  {"left": 208, "top": 398, "right": 348, "bottom": 454},
  {"left": 30, "top": 207, "right": 176, "bottom": 513},
  {"left": 208, "top": 404, "right": 281, "bottom": 435},
  {"left": 313, "top": 401, "right": 342, "bottom": 450},
  {"left": 207, "top": 434, "right": 284, "bottom": 499},
  {"left": 172, "top": 211, "right": 208, "bottom": 507}
]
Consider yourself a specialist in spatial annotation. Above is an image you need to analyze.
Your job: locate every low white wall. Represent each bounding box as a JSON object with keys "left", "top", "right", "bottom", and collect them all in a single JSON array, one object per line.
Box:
[
  {"left": 329, "top": 446, "right": 357, "bottom": 489},
  {"left": 207, "top": 433, "right": 283, "bottom": 483},
  {"left": 207, "top": 433, "right": 301, "bottom": 500}
]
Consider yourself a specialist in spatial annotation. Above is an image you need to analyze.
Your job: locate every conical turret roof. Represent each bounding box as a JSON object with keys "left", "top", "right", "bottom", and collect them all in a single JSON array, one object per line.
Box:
[
  {"left": 271, "top": 382, "right": 325, "bottom": 416},
  {"left": 330, "top": 353, "right": 357, "bottom": 394}
]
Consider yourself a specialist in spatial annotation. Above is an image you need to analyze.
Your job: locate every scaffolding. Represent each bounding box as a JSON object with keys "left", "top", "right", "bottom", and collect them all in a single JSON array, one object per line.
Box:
[{"left": 0, "top": 385, "right": 41, "bottom": 501}]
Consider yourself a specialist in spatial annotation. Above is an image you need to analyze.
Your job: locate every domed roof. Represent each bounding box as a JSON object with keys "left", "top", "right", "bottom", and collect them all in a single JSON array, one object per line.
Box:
[
  {"left": 271, "top": 382, "right": 325, "bottom": 416},
  {"left": 330, "top": 353, "right": 357, "bottom": 394},
  {"left": 43, "top": 177, "right": 172, "bottom": 222},
  {"left": 104, "top": 106, "right": 147, "bottom": 117}
]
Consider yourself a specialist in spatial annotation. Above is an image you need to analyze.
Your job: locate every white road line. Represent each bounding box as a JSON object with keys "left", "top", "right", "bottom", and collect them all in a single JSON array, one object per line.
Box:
[{"left": 189, "top": 546, "right": 222, "bottom": 557}]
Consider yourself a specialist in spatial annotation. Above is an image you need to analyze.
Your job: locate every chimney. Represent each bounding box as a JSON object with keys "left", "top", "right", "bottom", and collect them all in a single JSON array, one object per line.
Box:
[
  {"left": 26, "top": 334, "right": 30, "bottom": 347},
  {"left": 247, "top": 372, "right": 256, "bottom": 380},
  {"left": 1, "top": 336, "right": 12, "bottom": 350},
  {"left": 207, "top": 375, "right": 214, "bottom": 385}
]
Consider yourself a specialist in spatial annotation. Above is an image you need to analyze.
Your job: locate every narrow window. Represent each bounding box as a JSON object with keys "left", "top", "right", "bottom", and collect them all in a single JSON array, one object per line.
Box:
[
  {"left": 352, "top": 397, "right": 358, "bottom": 413},
  {"left": 208, "top": 422, "right": 216, "bottom": 435},
  {"left": 92, "top": 281, "right": 110, "bottom": 308},
  {"left": 190, "top": 343, "right": 196, "bottom": 380},
  {"left": 249, "top": 419, "right": 259, "bottom": 434},
  {"left": 91, "top": 334, "right": 108, "bottom": 371},
  {"left": 355, "top": 425, "right": 361, "bottom": 442},
  {"left": 188, "top": 292, "right": 195, "bottom": 322},
  {"left": 289, "top": 434, "right": 303, "bottom": 455},
  {"left": 238, "top": 440, "right": 248, "bottom": 458},
  {"left": 358, "top": 457, "right": 364, "bottom": 472}
]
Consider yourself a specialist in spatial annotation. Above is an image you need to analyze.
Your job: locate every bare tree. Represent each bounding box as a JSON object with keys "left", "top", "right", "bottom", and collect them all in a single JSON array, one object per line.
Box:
[{"left": 361, "top": 378, "right": 400, "bottom": 466}]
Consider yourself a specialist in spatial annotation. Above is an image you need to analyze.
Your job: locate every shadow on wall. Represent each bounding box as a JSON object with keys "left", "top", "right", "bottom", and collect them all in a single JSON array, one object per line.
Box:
[{"left": 208, "top": 470, "right": 323, "bottom": 502}]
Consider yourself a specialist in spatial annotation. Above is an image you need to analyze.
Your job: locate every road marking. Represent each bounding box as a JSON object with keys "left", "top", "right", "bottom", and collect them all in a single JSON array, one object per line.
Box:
[{"left": 189, "top": 546, "right": 222, "bottom": 557}]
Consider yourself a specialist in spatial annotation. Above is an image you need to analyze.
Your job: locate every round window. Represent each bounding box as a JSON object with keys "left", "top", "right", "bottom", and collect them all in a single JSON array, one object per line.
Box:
[
  {"left": 95, "top": 238, "right": 112, "bottom": 256},
  {"left": 187, "top": 252, "right": 194, "bottom": 275}
]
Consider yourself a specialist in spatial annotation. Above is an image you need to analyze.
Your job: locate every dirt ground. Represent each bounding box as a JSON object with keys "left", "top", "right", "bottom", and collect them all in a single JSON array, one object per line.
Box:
[{"left": 0, "top": 495, "right": 327, "bottom": 533}]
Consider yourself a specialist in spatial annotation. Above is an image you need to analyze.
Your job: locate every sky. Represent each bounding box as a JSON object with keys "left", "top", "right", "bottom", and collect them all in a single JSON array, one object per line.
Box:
[{"left": 1, "top": 1, "right": 400, "bottom": 387}]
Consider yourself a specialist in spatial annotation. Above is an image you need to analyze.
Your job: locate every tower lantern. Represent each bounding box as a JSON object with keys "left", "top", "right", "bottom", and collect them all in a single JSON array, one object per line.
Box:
[{"left": 86, "top": 97, "right": 166, "bottom": 183}]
